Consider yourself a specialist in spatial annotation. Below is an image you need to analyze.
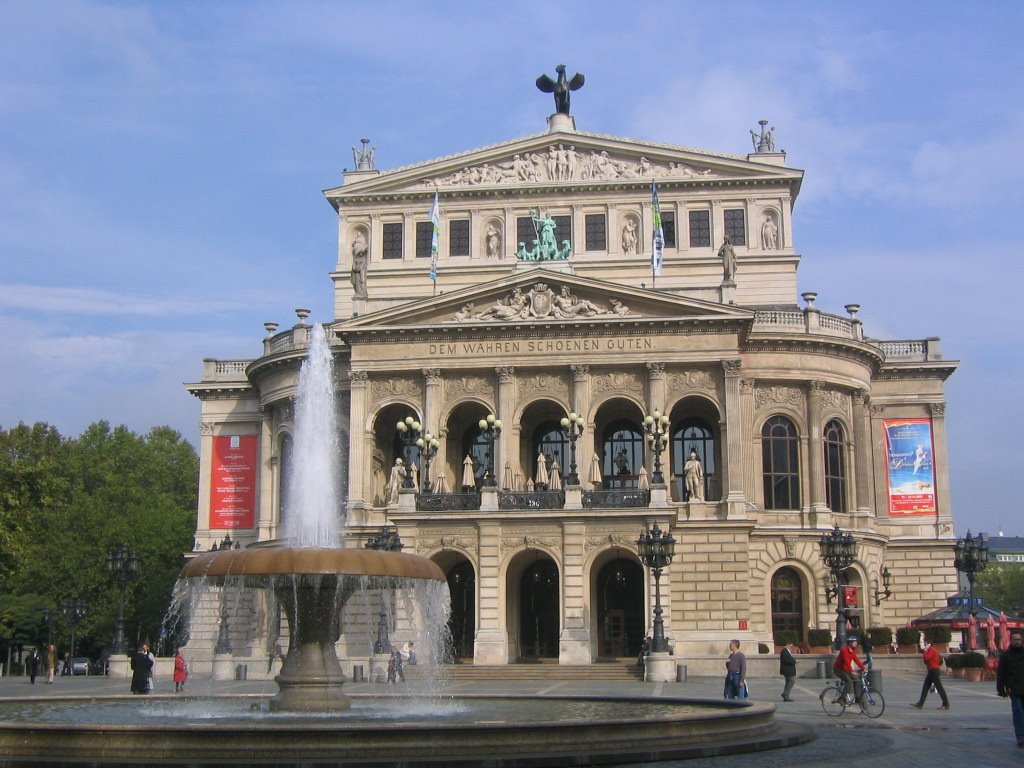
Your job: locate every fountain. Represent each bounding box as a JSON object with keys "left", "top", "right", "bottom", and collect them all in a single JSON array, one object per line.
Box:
[{"left": 0, "top": 323, "right": 810, "bottom": 765}]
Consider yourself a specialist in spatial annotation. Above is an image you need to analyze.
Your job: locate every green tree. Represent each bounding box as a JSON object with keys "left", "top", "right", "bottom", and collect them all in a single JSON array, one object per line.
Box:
[{"left": 975, "top": 563, "right": 1024, "bottom": 615}]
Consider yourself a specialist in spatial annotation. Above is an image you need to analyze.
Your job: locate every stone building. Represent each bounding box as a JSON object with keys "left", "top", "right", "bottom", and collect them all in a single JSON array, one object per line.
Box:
[{"left": 186, "top": 101, "right": 958, "bottom": 672}]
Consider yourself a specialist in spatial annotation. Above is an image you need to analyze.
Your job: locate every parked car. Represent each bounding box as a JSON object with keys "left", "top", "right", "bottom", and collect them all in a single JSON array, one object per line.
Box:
[{"left": 70, "top": 657, "right": 90, "bottom": 675}]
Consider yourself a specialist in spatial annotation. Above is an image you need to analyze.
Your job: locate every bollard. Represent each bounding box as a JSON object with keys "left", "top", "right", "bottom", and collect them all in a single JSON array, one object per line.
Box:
[
  {"left": 352, "top": 664, "right": 364, "bottom": 682},
  {"left": 816, "top": 660, "right": 829, "bottom": 679},
  {"left": 867, "top": 669, "right": 883, "bottom": 693},
  {"left": 234, "top": 664, "right": 248, "bottom": 680},
  {"left": 675, "top": 664, "right": 687, "bottom": 683}
]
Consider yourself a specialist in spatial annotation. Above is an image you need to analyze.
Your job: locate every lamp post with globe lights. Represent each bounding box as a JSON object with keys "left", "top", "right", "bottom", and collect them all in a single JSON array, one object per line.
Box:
[
  {"left": 636, "top": 523, "right": 677, "bottom": 654},
  {"left": 477, "top": 415, "right": 502, "bottom": 487},
  {"left": 643, "top": 411, "right": 671, "bottom": 485},
  {"left": 417, "top": 432, "right": 440, "bottom": 493},
  {"left": 106, "top": 543, "right": 141, "bottom": 655},
  {"left": 819, "top": 525, "right": 857, "bottom": 649},
  {"left": 395, "top": 416, "right": 423, "bottom": 490},
  {"left": 559, "top": 412, "right": 585, "bottom": 486}
]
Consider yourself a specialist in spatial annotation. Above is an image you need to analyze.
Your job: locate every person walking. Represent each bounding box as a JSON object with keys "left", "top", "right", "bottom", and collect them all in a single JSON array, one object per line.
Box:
[
  {"left": 997, "top": 630, "right": 1024, "bottom": 747},
  {"left": 45, "top": 644, "right": 56, "bottom": 684},
  {"left": 173, "top": 648, "right": 189, "bottom": 693},
  {"left": 724, "top": 639, "right": 747, "bottom": 699},
  {"left": 911, "top": 639, "right": 950, "bottom": 710},
  {"left": 779, "top": 641, "right": 797, "bottom": 701},
  {"left": 26, "top": 649, "right": 40, "bottom": 684}
]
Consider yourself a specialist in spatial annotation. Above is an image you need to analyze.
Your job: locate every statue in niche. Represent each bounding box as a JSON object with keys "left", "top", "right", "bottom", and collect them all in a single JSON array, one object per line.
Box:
[
  {"left": 621, "top": 217, "right": 638, "bottom": 254},
  {"left": 384, "top": 458, "right": 405, "bottom": 505},
  {"left": 719, "top": 236, "right": 737, "bottom": 283},
  {"left": 486, "top": 225, "right": 501, "bottom": 258},
  {"left": 536, "top": 64, "right": 585, "bottom": 116},
  {"left": 684, "top": 449, "right": 705, "bottom": 501},
  {"left": 350, "top": 231, "right": 368, "bottom": 297},
  {"left": 761, "top": 215, "right": 779, "bottom": 250}
]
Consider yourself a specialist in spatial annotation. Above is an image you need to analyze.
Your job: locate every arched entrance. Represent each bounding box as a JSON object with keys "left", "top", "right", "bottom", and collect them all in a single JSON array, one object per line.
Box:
[
  {"left": 518, "top": 557, "right": 560, "bottom": 660},
  {"left": 447, "top": 559, "right": 476, "bottom": 660},
  {"left": 594, "top": 558, "right": 645, "bottom": 658},
  {"left": 770, "top": 566, "right": 805, "bottom": 641}
]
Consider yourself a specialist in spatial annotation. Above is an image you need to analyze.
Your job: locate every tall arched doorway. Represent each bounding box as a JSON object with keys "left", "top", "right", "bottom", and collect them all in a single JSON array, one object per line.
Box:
[
  {"left": 447, "top": 560, "right": 476, "bottom": 660},
  {"left": 519, "top": 558, "right": 560, "bottom": 660},
  {"left": 595, "top": 558, "right": 645, "bottom": 658},
  {"left": 770, "top": 566, "right": 805, "bottom": 641}
]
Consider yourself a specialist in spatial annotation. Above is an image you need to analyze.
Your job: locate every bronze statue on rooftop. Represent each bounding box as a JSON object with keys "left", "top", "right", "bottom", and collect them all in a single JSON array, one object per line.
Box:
[{"left": 536, "top": 65, "right": 585, "bottom": 116}]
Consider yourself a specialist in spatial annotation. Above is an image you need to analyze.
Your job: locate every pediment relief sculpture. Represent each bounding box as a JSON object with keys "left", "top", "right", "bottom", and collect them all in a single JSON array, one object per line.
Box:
[
  {"left": 452, "top": 283, "right": 633, "bottom": 323},
  {"left": 422, "top": 146, "right": 716, "bottom": 189}
]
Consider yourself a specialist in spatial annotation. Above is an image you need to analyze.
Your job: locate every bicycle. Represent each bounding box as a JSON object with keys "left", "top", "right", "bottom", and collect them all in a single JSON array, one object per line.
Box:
[{"left": 819, "top": 670, "right": 885, "bottom": 718}]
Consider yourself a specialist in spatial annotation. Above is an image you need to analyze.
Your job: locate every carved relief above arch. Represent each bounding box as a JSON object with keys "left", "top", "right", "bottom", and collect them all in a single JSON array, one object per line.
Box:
[
  {"left": 590, "top": 369, "right": 643, "bottom": 397},
  {"left": 517, "top": 371, "right": 569, "bottom": 402},
  {"left": 370, "top": 375, "right": 422, "bottom": 401},
  {"left": 754, "top": 384, "right": 804, "bottom": 410},
  {"left": 442, "top": 374, "right": 494, "bottom": 412},
  {"left": 666, "top": 369, "right": 718, "bottom": 399}
]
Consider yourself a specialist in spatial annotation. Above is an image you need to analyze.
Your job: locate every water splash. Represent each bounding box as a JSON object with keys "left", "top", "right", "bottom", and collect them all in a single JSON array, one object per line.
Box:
[{"left": 283, "top": 323, "right": 342, "bottom": 547}]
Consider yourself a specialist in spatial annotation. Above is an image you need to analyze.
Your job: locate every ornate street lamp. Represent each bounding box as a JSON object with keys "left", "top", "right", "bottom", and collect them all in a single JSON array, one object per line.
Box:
[
  {"left": 106, "top": 543, "right": 141, "bottom": 655},
  {"left": 559, "top": 412, "right": 586, "bottom": 486},
  {"left": 416, "top": 431, "right": 440, "bottom": 493},
  {"left": 643, "top": 410, "right": 670, "bottom": 485},
  {"left": 366, "top": 527, "right": 404, "bottom": 653},
  {"left": 396, "top": 416, "right": 423, "bottom": 490},
  {"left": 61, "top": 599, "right": 87, "bottom": 661},
  {"left": 954, "top": 531, "right": 989, "bottom": 648},
  {"left": 477, "top": 414, "right": 502, "bottom": 487},
  {"left": 873, "top": 566, "right": 893, "bottom": 606},
  {"left": 819, "top": 525, "right": 857, "bottom": 649},
  {"left": 42, "top": 608, "right": 58, "bottom": 646},
  {"left": 637, "top": 523, "right": 677, "bottom": 654}
]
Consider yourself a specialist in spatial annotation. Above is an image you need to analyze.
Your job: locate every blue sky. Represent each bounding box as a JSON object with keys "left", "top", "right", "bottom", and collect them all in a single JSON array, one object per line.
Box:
[{"left": 2, "top": 1, "right": 1021, "bottom": 537}]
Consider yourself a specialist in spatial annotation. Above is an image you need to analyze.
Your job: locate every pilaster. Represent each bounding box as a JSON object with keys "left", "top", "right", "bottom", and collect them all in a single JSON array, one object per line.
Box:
[
  {"left": 852, "top": 390, "right": 873, "bottom": 516},
  {"left": 474, "top": 521, "right": 507, "bottom": 664},
  {"left": 496, "top": 366, "right": 514, "bottom": 482},
  {"left": 930, "top": 402, "right": 954, "bottom": 530},
  {"left": 559, "top": 520, "right": 590, "bottom": 664},
  {"left": 721, "top": 360, "right": 746, "bottom": 517},
  {"left": 346, "top": 371, "right": 370, "bottom": 513},
  {"left": 807, "top": 381, "right": 830, "bottom": 526}
]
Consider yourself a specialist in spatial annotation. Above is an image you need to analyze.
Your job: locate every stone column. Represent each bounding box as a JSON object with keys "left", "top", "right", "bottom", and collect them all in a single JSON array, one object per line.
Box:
[
  {"left": 559, "top": 520, "right": 590, "bottom": 664},
  {"left": 868, "top": 402, "right": 888, "bottom": 520},
  {"left": 257, "top": 412, "right": 275, "bottom": 542},
  {"left": 929, "top": 402, "right": 954, "bottom": 528},
  {"left": 721, "top": 360, "right": 746, "bottom": 517},
  {"left": 346, "top": 371, "right": 370, "bottom": 513},
  {"left": 196, "top": 421, "right": 216, "bottom": 545},
  {"left": 423, "top": 368, "right": 442, "bottom": 435},
  {"left": 496, "top": 366, "right": 515, "bottom": 483},
  {"left": 807, "top": 381, "right": 829, "bottom": 526},
  {"left": 474, "top": 521, "right": 507, "bottom": 664},
  {"left": 851, "top": 390, "right": 873, "bottom": 516}
]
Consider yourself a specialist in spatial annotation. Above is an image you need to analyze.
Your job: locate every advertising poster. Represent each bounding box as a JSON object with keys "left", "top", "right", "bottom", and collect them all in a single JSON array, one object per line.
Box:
[
  {"left": 883, "top": 419, "right": 936, "bottom": 515},
  {"left": 210, "top": 435, "right": 258, "bottom": 529}
]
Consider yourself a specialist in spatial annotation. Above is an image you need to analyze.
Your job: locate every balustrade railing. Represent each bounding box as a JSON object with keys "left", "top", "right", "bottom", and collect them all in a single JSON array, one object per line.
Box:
[
  {"left": 498, "top": 490, "right": 566, "bottom": 510},
  {"left": 415, "top": 492, "right": 481, "bottom": 512},
  {"left": 582, "top": 488, "right": 651, "bottom": 508}
]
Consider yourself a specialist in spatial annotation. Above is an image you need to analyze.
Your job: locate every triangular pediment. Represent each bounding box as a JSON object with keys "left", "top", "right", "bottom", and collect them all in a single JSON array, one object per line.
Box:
[
  {"left": 333, "top": 268, "right": 752, "bottom": 338},
  {"left": 325, "top": 131, "right": 801, "bottom": 201}
]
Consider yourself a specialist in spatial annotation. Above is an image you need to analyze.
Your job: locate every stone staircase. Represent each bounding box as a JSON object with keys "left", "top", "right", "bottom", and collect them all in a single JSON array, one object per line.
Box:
[{"left": 412, "top": 659, "right": 645, "bottom": 682}]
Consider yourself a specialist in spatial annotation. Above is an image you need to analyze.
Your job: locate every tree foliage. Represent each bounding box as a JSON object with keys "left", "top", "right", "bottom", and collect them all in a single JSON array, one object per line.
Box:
[
  {"left": 0, "top": 421, "right": 197, "bottom": 659},
  {"left": 975, "top": 563, "right": 1024, "bottom": 616}
]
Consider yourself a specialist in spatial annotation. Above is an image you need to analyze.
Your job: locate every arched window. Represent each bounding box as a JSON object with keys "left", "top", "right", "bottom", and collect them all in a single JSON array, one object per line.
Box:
[
  {"left": 771, "top": 567, "right": 804, "bottom": 639},
  {"left": 461, "top": 425, "right": 490, "bottom": 489},
  {"left": 533, "top": 421, "right": 569, "bottom": 480},
  {"left": 762, "top": 415, "right": 800, "bottom": 510},
  {"left": 278, "top": 433, "right": 293, "bottom": 526},
  {"left": 823, "top": 419, "right": 848, "bottom": 513},
  {"left": 672, "top": 419, "right": 717, "bottom": 501},
  {"left": 601, "top": 419, "right": 643, "bottom": 488}
]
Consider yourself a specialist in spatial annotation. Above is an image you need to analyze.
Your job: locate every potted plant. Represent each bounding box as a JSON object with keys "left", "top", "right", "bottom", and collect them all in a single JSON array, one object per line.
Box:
[
  {"left": 773, "top": 630, "right": 800, "bottom": 653},
  {"left": 868, "top": 627, "right": 893, "bottom": 654},
  {"left": 923, "top": 625, "right": 952, "bottom": 653},
  {"left": 808, "top": 628, "right": 833, "bottom": 653},
  {"left": 962, "top": 650, "right": 986, "bottom": 681},
  {"left": 944, "top": 653, "right": 964, "bottom": 678},
  {"left": 896, "top": 626, "right": 921, "bottom": 654}
]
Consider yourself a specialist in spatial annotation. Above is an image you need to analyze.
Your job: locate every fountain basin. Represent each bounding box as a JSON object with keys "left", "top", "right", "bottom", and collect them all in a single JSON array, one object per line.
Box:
[
  {"left": 181, "top": 546, "right": 447, "bottom": 581},
  {"left": 0, "top": 693, "right": 809, "bottom": 766}
]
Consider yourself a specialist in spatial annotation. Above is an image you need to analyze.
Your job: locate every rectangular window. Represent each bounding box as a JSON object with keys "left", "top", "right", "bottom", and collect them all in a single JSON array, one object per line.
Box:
[
  {"left": 584, "top": 214, "right": 606, "bottom": 251},
  {"left": 553, "top": 215, "right": 571, "bottom": 248},
  {"left": 516, "top": 217, "right": 535, "bottom": 251},
  {"left": 662, "top": 211, "right": 676, "bottom": 248},
  {"left": 688, "top": 210, "right": 710, "bottom": 248},
  {"left": 415, "top": 221, "right": 433, "bottom": 259},
  {"left": 724, "top": 209, "right": 746, "bottom": 245},
  {"left": 382, "top": 222, "right": 403, "bottom": 260},
  {"left": 449, "top": 219, "right": 470, "bottom": 256}
]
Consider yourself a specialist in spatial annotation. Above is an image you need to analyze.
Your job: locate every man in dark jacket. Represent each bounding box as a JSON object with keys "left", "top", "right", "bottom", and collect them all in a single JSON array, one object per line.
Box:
[
  {"left": 997, "top": 631, "right": 1024, "bottom": 747},
  {"left": 779, "top": 641, "right": 797, "bottom": 701},
  {"left": 129, "top": 644, "right": 153, "bottom": 694}
]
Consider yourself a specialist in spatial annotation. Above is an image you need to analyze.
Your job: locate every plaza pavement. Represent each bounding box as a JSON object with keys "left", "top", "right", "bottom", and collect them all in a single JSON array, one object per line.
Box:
[{"left": 0, "top": 669, "right": 1020, "bottom": 767}]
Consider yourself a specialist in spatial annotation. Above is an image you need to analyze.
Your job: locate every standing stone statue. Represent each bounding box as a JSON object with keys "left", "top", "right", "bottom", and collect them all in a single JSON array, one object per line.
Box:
[
  {"left": 536, "top": 65, "right": 585, "bottom": 116},
  {"left": 719, "top": 236, "right": 737, "bottom": 283},
  {"left": 761, "top": 216, "right": 779, "bottom": 250},
  {"left": 684, "top": 450, "right": 705, "bottom": 501},
  {"left": 350, "top": 231, "right": 368, "bottom": 297},
  {"left": 352, "top": 138, "right": 376, "bottom": 171},
  {"left": 486, "top": 224, "right": 501, "bottom": 258}
]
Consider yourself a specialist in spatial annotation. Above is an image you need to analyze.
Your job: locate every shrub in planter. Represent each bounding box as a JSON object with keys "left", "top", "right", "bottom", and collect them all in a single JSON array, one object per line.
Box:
[
  {"left": 773, "top": 629, "right": 801, "bottom": 648},
  {"left": 924, "top": 626, "right": 952, "bottom": 645},
  {"left": 944, "top": 653, "right": 964, "bottom": 677},
  {"left": 758, "top": 643, "right": 770, "bottom": 654},
  {"left": 961, "top": 651, "right": 986, "bottom": 669},
  {"left": 807, "top": 629, "right": 833, "bottom": 649},
  {"left": 868, "top": 626, "right": 893, "bottom": 648},
  {"left": 896, "top": 627, "right": 921, "bottom": 648}
]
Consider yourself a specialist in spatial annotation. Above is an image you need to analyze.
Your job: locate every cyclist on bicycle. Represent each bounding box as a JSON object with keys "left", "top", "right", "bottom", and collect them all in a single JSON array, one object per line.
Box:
[{"left": 833, "top": 636, "right": 867, "bottom": 703}]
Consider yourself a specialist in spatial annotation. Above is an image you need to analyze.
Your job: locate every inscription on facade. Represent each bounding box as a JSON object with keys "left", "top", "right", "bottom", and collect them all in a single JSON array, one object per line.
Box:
[{"left": 428, "top": 336, "right": 653, "bottom": 358}]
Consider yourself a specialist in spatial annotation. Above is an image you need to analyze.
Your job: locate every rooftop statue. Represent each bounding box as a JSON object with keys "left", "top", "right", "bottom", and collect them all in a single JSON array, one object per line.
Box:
[
  {"left": 749, "top": 120, "right": 775, "bottom": 153},
  {"left": 536, "top": 64, "right": 585, "bottom": 116},
  {"left": 516, "top": 209, "right": 572, "bottom": 261},
  {"left": 352, "top": 138, "right": 376, "bottom": 171}
]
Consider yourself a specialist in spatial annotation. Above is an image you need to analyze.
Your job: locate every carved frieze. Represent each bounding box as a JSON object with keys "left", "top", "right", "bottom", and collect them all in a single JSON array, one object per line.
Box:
[
  {"left": 454, "top": 282, "right": 632, "bottom": 322},
  {"left": 417, "top": 535, "right": 478, "bottom": 555},
  {"left": 518, "top": 372, "right": 569, "bottom": 401},
  {"left": 501, "top": 534, "right": 561, "bottom": 554},
  {"left": 754, "top": 384, "right": 803, "bottom": 409},
  {"left": 443, "top": 375, "right": 494, "bottom": 410},
  {"left": 591, "top": 370, "right": 643, "bottom": 395},
  {"left": 666, "top": 369, "right": 716, "bottom": 394},
  {"left": 424, "top": 146, "right": 717, "bottom": 189},
  {"left": 584, "top": 532, "right": 630, "bottom": 553},
  {"left": 370, "top": 376, "right": 422, "bottom": 400},
  {"left": 199, "top": 422, "right": 216, "bottom": 436},
  {"left": 816, "top": 388, "right": 849, "bottom": 413}
]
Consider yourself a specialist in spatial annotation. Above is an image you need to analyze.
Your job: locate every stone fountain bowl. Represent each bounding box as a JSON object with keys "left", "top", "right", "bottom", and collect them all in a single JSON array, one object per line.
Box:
[{"left": 180, "top": 545, "right": 446, "bottom": 581}]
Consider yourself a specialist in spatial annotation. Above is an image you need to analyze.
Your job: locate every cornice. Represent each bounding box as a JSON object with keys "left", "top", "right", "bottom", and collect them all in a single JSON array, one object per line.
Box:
[
  {"left": 742, "top": 334, "right": 885, "bottom": 370},
  {"left": 875, "top": 361, "right": 958, "bottom": 382}
]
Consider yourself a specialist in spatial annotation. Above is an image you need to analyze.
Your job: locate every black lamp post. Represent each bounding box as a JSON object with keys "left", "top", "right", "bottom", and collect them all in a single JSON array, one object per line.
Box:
[
  {"left": 819, "top": 525, "right": 857, "bottom": 649},
  {"left": 61, "top": 599, "right": 87, "bottom": 661},
  {"left": 559, "top": 412, "right": 585, "bottom": 486},
  {"left": 954, "top": 531, "right": 989, "bottom": 649},
  {"left": 42, "top": 608, "right": 58, "bottom": 646},
  {"left": 477, "top": 415, "right": 502, "bottom": 487},
  {"left": 366, "top": 527, "right": 404, "bottom": 653},
  {"left": 637, "top": 524, "right": 677, "bottom": 653},
  {"left": 416, "top": 432, "right": 439, "bottom": 493},
  {"left": 643, "top": 410, "right": 670, "bottom": 485},
  {"left": 396, "top": 416, "right": 423, "bottom": 490},
  {"left": 106, "top": 543, "right": 141, "bottom": 655},
  {"left": 873, "top": 566, "right": 893, "bottom": 606}
]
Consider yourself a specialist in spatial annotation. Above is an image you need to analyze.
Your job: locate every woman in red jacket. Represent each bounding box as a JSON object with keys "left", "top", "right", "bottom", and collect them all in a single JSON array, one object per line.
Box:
[
  {"left": 911, "top": 640, "right": 950, "bottom": 709},
  {"left": 173, "top": 649, "right": 188, "bottom": 694}
]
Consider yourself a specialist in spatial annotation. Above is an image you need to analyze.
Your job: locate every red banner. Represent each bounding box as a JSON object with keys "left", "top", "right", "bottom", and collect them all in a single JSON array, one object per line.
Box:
[
  {"left": 210, "top": 435, "right": 258, "bottom": 529},
  {"left": 843, "top": 585, "right": 859, "bottom": 608}
]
